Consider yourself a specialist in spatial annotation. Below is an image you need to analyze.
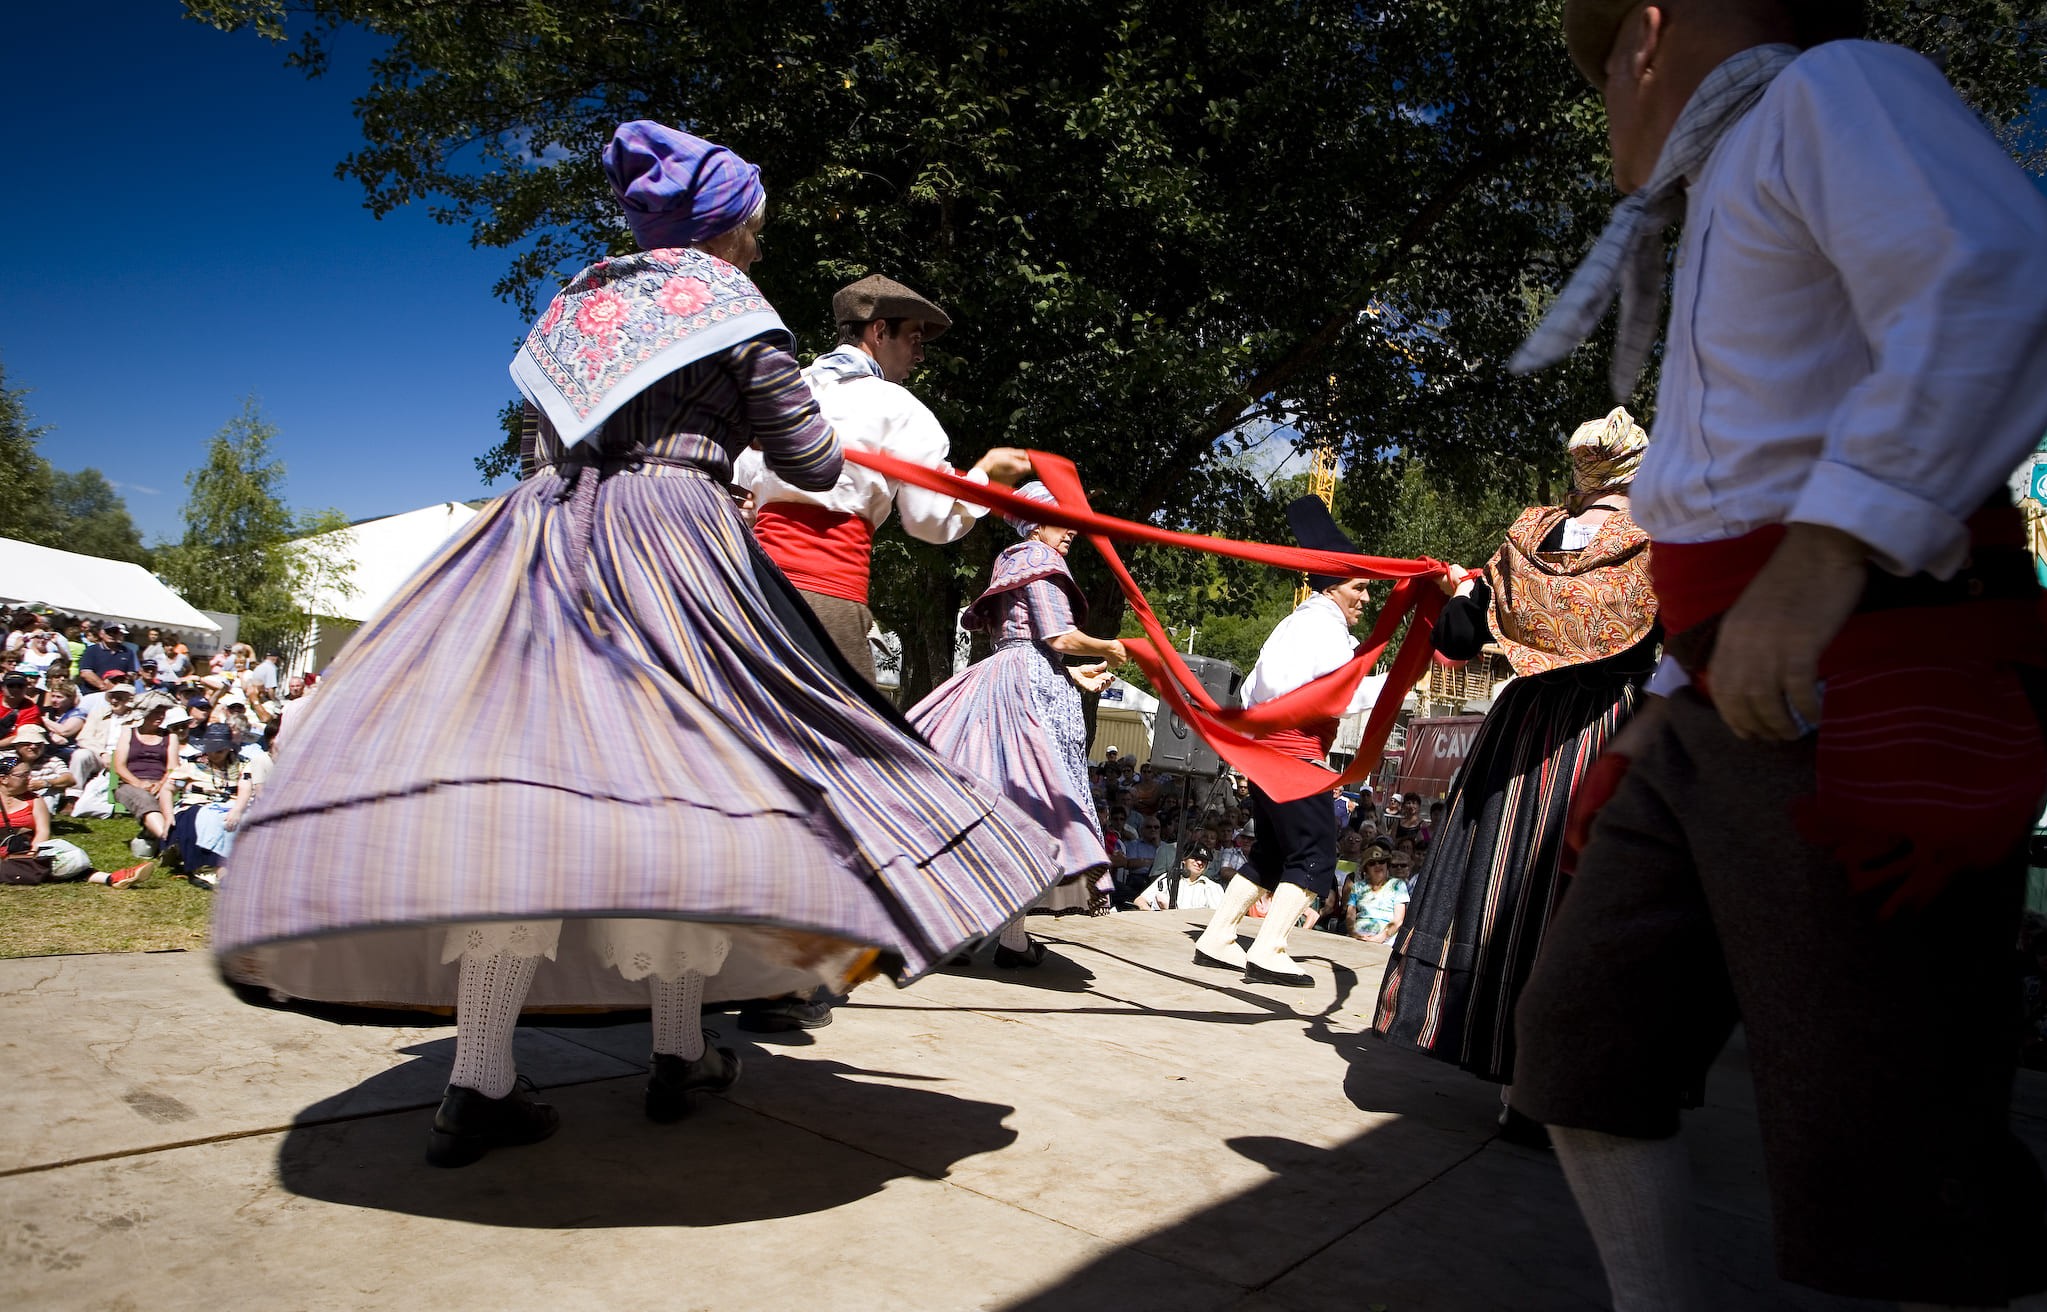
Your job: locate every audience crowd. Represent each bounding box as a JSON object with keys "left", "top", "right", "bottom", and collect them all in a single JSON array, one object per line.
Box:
[
  {"left": 1082, "top": 750, "right": 1439, "bottom": 945},
  {"left": 0, "top": 608, "right": 316, "bottom": 890}
]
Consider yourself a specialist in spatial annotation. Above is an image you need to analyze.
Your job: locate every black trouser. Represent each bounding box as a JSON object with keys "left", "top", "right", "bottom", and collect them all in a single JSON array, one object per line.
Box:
[{"left": 1246, "top": 781, "right": 1338, "bottom": 899}]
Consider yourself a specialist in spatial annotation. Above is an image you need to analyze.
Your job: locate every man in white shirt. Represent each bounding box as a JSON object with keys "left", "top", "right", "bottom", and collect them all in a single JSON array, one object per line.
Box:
[
  {"left": 1508, "top": 2, "right": 2047, "bottom": 1305},
  {"left": 735, "top": 275, "right": 1033, "bottom": 681},
  {"left": 1193, "top": 497, "right": 1387, "bottom": 986}
]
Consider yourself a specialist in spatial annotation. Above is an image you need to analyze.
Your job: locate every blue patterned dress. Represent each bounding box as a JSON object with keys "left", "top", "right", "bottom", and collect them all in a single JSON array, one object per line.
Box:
[
  {"left": 909, "top": 542, "right": 1110, "bottom": 905},
  {"left": 214, "top": 340, "right": 1083, "bottom": 1008}
]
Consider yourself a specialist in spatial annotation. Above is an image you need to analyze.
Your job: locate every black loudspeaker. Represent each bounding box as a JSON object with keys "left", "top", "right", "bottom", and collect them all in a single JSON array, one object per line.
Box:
[{"left": 1148, "top": 654, "right": 1241, "bottom": 775}]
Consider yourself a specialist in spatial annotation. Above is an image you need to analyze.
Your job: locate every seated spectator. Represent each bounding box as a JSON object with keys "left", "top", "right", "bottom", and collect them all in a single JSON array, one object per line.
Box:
[
  {"left": 164, "top": 643, "right": 193, "bottom": 681},
  {"left": 1391, "top": 794, "right": 1424, "bottom": 847},
  {"left": 76, "top": 622, "right": 140, "bottom": 693},
  {"left": 1319, "top": 830, "right": 1370, "bottom": 932},
  {"left": 1133, "top": 843, "right": 1225, "bottom": 911},
  {"left": 76, "top": 681, "right": 135, "bottom": 756},
  {"left": 0, "top": 672, "right": 43, "bottom": 738},
  {"left": 35, "top": 681, "right": 100, "bottom": 815},
  {"left": 111, "top": 694, "right": 182, "bottom": 855},
  {"left": 1111, "top": 816, "right": 1161, "bottom": 907},
  {"left": 0, "top": 751, "right": 145, "bottom": 887},
  {"left": 1217, "top": 829, "right": 1252, "bottom": 878},
  {"left": 38, "top": 651, "right": 73, "bottom": 691},
  {"left": 163, "top": 724, "right": 251, "bottom": 890},
  {"left": 1345, "top": 849, "right": 1410, "bottom": 944},
  {"left": 18, "top": 630, "right": 64, "bottom": 680},
  {"left": 5, "top": 725, "right": 77, "bottom": 805}
]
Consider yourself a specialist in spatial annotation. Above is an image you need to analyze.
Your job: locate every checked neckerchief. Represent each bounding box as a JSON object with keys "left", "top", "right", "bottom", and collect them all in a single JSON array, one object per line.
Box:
[{"left": 1510, "top": 43, "right": 1799, "bottom": 398}]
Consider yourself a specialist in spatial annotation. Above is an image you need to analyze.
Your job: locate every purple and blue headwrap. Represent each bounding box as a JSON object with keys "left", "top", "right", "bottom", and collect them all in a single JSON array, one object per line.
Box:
[
  {"left": 1003, "top": 481, "right": 1060, "bottom": 537},
  {"left": 603, "top": 121, "right": 765, "bottom": 252}
]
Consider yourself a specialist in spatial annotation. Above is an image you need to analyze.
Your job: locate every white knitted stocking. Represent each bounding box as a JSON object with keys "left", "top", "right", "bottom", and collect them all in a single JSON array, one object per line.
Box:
[
  {"left": 1550, "top": 1126, "right": 1697, "bottom": 1312},
  {"left": 449, "top": 951, "right": 541, "bottom": 1099},
  {"left": 651, "top": 970, "right": 707, "bottom": 1060}
]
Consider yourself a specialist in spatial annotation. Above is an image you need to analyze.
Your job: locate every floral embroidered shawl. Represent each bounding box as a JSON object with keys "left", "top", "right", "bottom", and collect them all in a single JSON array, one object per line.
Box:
[
  {"left": 1485, "top": 505, "right": 1657, "bottom": 677},
  {"left": 510, "top": 247, "right": 791, "bottom": 448}
]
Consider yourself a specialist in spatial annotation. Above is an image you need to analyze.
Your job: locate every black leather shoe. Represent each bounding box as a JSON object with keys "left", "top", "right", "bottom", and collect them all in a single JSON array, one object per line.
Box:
[
  {"left": 1192, "top": 948, "right": 1243, "bottom": 971},
  {"left": 993, "top": 939, "right": 1048, "bottom": 969},
  {"left": 736, "top": 996, "right": 835, "bottom": 1033},
  {"left": 645, "top": 1044, "right": 743, "bottom": 1123},
  {"left": 1242, "top": 960, "right": 1314, "bottom": 988},
  {"left": 425, "top": 1078, "right": 559, "bottom": 1168}
]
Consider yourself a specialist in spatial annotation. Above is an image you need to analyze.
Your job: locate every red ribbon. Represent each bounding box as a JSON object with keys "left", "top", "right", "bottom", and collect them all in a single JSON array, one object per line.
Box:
[{"left": 842, "top": 447, "right": 1452, "bottom": 802}]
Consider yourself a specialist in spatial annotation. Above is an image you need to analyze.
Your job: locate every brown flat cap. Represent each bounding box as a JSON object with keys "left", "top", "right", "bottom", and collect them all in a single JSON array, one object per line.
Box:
[
  {"left": 832, "top": 275, "right": 951, "bottom": 341},
  {"left": 1563, "top": 0, "right": 1868, "bottom": 87}
]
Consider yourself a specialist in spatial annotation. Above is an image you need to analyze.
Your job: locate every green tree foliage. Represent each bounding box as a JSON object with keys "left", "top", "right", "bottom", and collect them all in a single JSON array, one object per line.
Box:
[
  {"left": 0, "top": 358, "right": 153, "bottom": 566},
  {"left": 48, "top": 470, "right": 152, "bottom": 567},
  {"left": 0, "top": 361, "right": 57, "bottom": 547},
  {"left": 156, "top": 399, "right": 356, "bottom": 652},
  {"left": 183, "top": 0, "right": 2044, "bottom": 700}
]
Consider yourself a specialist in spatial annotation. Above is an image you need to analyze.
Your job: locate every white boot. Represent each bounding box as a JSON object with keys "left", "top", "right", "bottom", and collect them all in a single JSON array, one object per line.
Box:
[
  {"left": 1192, "top": 875, "right": 1264, "bottom": 969},
  {"left": 1243, "top": 882, "right": 1315, "bottom": 986}
]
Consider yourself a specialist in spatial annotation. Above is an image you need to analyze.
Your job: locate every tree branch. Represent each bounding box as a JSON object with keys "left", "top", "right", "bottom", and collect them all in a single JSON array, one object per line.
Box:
[{"left": 1129, "top": 141, "right": 1517, "bottom": 520}]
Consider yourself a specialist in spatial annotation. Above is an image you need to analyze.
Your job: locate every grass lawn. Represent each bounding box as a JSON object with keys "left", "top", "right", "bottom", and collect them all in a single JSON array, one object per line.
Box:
[{"left": 0, "top": 814, "right": 214, "bottom": 958}]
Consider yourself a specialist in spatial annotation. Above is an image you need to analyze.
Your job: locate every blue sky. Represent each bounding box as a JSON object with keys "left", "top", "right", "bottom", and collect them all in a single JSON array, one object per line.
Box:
[{"left": 1, "top": 2, "right": 530, "bottom": 543}]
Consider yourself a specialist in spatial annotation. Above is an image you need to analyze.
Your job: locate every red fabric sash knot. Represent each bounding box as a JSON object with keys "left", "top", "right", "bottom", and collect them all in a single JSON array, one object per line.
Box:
[
  {"left": 753, "top": 503, "right": 877, "bottom": 605},
  {"left": 840, "top": 447, "right": 1450, "bottom": 801},
  {"left": 1651, "top": 512, "right": 2047, "bottom": 915}
]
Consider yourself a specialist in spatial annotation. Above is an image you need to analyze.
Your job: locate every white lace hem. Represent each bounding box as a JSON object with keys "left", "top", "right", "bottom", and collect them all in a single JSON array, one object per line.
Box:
[
  {"left": 441, "top": 920, "right": 563, "bottom": 963},
  {"left": 440, "top": 918, "right": 733, "bottom": 982},
  {"left": 587, "top": 918, "right": 732, "bottom": 982}
]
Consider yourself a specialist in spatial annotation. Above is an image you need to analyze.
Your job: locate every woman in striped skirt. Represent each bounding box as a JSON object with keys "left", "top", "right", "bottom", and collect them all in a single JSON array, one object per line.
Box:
[
  {"left": 1372, "top": 410, "right": 1659, "bottom": 1139},
  {"left": 909, "top": 485, "right": 1121, "bottom": 966},
  {"left": 213, "top": 123, "right": 1080, "bottom": 1168}
]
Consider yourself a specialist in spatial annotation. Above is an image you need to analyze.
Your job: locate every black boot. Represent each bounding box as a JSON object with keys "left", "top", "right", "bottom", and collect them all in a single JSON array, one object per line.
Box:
[
  {"left": 645, "top": 1045, "right": 742, "bottom": 1123},
  {"left": 993, "top": 939, "right": 1048, "bottom": 969},
  {"left": 425, "top": 1078, "right": 559, "bottom": 1168}
]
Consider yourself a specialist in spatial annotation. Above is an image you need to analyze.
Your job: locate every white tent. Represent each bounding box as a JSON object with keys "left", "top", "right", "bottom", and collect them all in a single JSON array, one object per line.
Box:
[
  {"left": 294, "top": 501, "right": 482, "bottom": 624},
  {"left": 289, "top": 501, "right": 483, "bottom": 673},
  {"left": 0, "top": 537, "right": 219, "bottom": 634}
]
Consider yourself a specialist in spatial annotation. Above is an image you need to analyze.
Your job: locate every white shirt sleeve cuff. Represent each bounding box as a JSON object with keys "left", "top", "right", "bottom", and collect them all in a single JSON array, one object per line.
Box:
[
  {"left": 1644, "top": 656, "right": 1690, "bottom": 697},
  {"left": 1787, "top": 458, "right": 1968, "bottom": 578},
  {"left": 958, "top": 465, "right": 991, "bottom": 518}
]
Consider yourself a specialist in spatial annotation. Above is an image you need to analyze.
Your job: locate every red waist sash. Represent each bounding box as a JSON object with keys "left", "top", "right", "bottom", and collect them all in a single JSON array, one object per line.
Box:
[
  {"left": 1649, "top": 509, "right": 2047, "bottom": 911},
  {"left": 1261, "top": 720, "right": 1340, "bottom": 769},
  {"left": 754, "top": 504, "right": 876, "bottom": 605}
]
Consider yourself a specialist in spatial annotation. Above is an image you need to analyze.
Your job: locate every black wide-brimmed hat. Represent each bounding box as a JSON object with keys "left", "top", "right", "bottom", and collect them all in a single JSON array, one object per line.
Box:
[{"left": 1285, "top": 496, "right": 1359, "bottom": 593}]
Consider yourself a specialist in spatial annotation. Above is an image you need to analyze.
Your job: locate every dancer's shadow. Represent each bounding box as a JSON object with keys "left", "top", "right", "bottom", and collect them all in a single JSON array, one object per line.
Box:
[
  {"left": 276, "top": 1041, "right": 1018, "bottom": 1228},
  {"left": 943, "top": 936, "right": 1100, "bottom": 993}
]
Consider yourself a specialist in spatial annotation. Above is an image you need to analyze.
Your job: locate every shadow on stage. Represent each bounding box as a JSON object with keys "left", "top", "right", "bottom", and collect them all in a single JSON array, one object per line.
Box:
[
  {"left": 986, "top": 930, "right": 1613, "bottom": 1312},
  {"left": 273, "top": 1041, "right": 1019, "bottom": 1230}
]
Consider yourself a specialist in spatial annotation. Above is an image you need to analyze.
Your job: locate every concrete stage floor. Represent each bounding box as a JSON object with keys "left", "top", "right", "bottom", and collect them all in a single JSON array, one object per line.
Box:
[{"left": 3, "top": 910, "right": 2043, "bottom": 1310}]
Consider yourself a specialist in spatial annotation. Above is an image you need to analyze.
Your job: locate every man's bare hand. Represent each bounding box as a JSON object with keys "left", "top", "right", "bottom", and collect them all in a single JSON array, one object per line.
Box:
[
  {"left": 1707, "top": 523, "right": 1867, "bottom": 741},
  {"left": 973, "top": 447, "right": 1034, "bottom": 486}
]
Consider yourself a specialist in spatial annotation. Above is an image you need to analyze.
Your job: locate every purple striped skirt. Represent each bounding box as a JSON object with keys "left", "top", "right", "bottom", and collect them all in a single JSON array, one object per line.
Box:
[
  {"left": 213, "top": 462, "right": 1084, "bottom": 1007},
  {"left": 909, "top": 639, "right": 1109, "bottom": 911}
]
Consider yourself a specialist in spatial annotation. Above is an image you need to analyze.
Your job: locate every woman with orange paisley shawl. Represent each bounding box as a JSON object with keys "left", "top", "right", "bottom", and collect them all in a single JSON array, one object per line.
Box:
[{"left": 1373, "top": 408, "right": 1658, "bottom": 1134}]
